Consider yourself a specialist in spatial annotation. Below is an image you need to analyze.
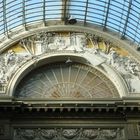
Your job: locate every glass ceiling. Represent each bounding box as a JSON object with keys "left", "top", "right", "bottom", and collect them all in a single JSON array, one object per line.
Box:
[{"left": 0, "top": 0, "right": 140, "bottom": 46}]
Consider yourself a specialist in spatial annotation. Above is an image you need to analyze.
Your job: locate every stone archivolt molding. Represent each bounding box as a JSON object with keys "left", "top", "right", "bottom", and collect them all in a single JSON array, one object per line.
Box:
[
  {"left": 14, "top": 127, "right": 124, "bottom": 140},
  {"left": 0, "top": 31, "right": 140, "bottom": 98}
]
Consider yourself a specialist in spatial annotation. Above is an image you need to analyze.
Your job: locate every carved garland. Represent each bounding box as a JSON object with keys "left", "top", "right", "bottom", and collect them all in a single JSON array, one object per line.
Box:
[{"left": 14, "top": 127, "right": 124, "bottom": 140}]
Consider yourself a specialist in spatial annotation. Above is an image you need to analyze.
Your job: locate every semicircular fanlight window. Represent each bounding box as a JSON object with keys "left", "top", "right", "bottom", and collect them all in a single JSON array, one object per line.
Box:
[{"left": 15, "top": 63, "right": 119, "bottom": 99}]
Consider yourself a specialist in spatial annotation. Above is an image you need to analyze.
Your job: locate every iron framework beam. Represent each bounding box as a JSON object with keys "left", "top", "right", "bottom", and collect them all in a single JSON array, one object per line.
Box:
[
  {"left": 84, "top": 0, "right": 89, "bottom": 25},
  {"left": 22, "top": 0, "right": 27, "bottom": 30},
  {"left": 103, "top": 0, "right": 111, "bottom": 30},
  {"left": 3, "top": 0, "right": 9, "bottom": 38},
  {"left": 121, "top": 0, "right": 132, "bottom": 39},
  {"left": 43, "top": 0, "right": 46, "bottom": 26},
  {"left": 61, "top": 0, "right": 69, "bottom": 24}
]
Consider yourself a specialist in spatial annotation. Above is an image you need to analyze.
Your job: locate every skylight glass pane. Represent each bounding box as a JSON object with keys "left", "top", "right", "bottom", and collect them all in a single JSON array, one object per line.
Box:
[
  {"left": 0, "top": 1, "right": 4, "bottom": 35},
  {"left": 134, "top": 23, "right": 140, "bottom": 44},
  {"left": 125, "top": 30, "right": 135, "bottom": 40},
  {"left": 45, "top": 0, "right": 62, "bottom": 19},
  {"left": 5, "top": 0, "right": 22, "bottom": 30},
  {"left": 86, "top": 0, "right": 106, "bottom": 24},
  {"left": 124, "top": 0, "right": 140, "bottom": 42},
  {"left": 107, "top": 21, "right": 120, "bottom": 31},
  {"left": 107, "top": 0, "right": 129, "bottom": 33},
  {"left": 135, "top": 32, "right": 140, "bottom": 44},
  {"left": 25, "top": 1, "right": 43, "bottom": 23},
  {"left": 127, "top": 24, "right": 136, "bottom": 34},
  {"left": 69, "top": 0, "right": 87, "bottom": 21}
]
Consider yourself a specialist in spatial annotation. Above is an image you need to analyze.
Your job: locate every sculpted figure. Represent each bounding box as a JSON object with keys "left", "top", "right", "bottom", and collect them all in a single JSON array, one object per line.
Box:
[
  {"left": 5, "top": 50, "right": 18, "bottom": 65},
  {"left": 108, "top": 48, "right": 117, "bottom": 65}
]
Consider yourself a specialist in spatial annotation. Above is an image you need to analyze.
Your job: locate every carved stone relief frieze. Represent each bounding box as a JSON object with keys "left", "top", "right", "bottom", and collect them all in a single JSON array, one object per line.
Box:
[
  {"left": 14, "top": 32, "right": 140, "bottom": 93},
  {"left": 16, "top": 32, "right": 140, "bottom": 93},
  {"left": 13, "top": 127, "right": 125, "bottom": 140},
  {"left": 0, "top": 31, "right": 140, "bottom": 94}
]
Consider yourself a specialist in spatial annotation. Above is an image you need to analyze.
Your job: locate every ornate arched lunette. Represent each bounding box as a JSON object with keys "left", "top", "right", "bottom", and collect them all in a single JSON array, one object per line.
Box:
[{"left": 6, "top": 53, "right": 128, "bottom": 99}]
